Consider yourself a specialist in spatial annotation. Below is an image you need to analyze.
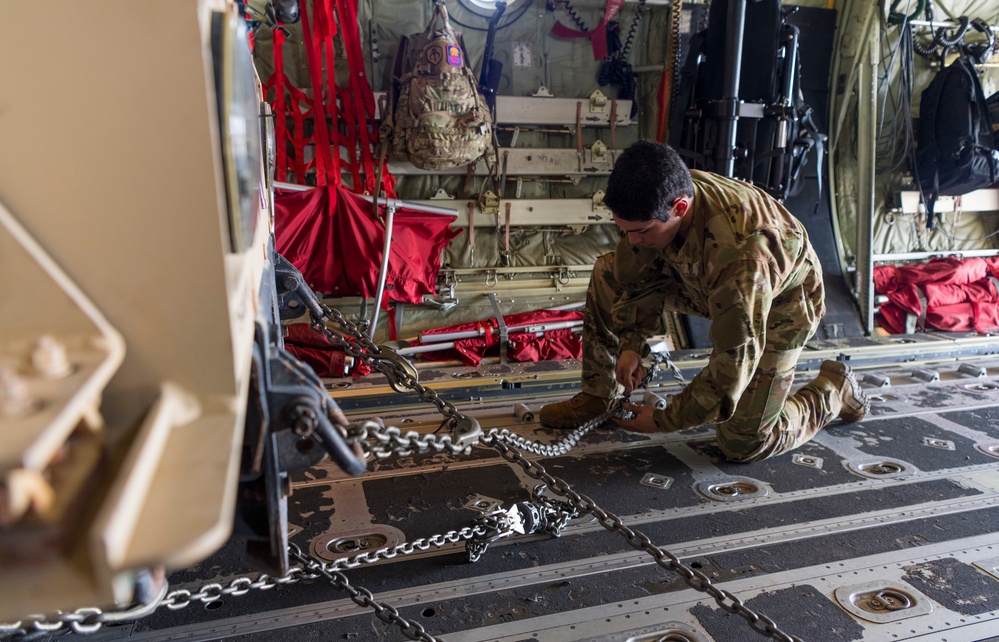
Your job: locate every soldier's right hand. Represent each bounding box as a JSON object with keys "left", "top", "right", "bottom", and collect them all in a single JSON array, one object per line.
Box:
[{"left": 615, "top": 349, "right": 647, "bottom": 394}]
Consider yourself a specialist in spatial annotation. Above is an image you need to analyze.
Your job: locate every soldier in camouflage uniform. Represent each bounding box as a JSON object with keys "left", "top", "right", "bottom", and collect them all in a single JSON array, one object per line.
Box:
[{"left": 539, "top": 140, "right": 869, "bottom": 462}]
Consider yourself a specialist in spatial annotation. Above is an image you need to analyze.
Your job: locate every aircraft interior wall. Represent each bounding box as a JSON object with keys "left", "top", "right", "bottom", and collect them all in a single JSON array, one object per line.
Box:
[
  {"left": 250, "top": 0, "right": 885, "bottom": 348},
  {"left": 831, "top": 0, "right": 999, "bottom": 259}
]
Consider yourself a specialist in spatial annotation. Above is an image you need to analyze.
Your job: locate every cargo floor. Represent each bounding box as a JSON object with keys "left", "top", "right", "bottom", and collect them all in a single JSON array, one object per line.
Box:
[{"left": 88, "top": 340, "right": 999, "bottom": 642}]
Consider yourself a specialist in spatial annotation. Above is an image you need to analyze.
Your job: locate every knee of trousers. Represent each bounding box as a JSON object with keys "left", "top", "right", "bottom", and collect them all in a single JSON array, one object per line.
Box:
[
  {"left": 721, "top": 443, "right": 778, "bottom": 463},
  {"left": 716, "top": 419, "right": 781, "bottom": 463}
]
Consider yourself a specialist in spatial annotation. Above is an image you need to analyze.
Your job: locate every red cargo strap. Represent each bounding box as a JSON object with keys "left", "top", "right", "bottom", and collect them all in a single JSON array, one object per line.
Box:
[
  {"left": 265, "top": 1, "right": 393, "bottom": 193},
  {"left": 316, "top": 0, "right": 342, "bottom": 183},
  {"left": 335, "top": 0, "right": 383, "bottom": 194},
  {"left": 655, "top": 69, "right": 670, "bottom": 143},
  {"left": 272, "top": 27, "right": 288, "bottom": 181},
  {"left": 299, "top": 0, "right": 334, "bottom": 185}
]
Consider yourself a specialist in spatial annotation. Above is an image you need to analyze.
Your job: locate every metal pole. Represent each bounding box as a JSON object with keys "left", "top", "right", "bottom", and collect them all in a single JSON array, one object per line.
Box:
[
  {"left": 375, "top": 196, "right": 458, "bottom": 218},
  {"left": 909, "top": 19, "right": 998, "bottom": 31},
  {"left": 418, "top": 320, "right": 583, "bottom": 344},
  {"left": 857, "top": 24, "right": 879, "bottom": 335},
  {"left": 273, "top": 182, "right": 459, "bottom": 218},
  {"left": 716, "top": 0, "right": 747, "bottom": 177},
  {"left": 874, "top": 249, "right": 999, "bottom": 262},
  {"left": 368, "top": 205, "right": 395, "bottom": 338},
  {"left": 770, "top": 25, "right": 799, "bottom": 192}
]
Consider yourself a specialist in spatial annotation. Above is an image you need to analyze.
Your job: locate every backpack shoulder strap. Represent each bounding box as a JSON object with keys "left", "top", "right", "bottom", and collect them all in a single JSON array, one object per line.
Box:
[
  {"left": 385, "top": 34, "right": 412, "bottom": 128},
  {"left": 914, "top": 59, "right": 951, "bottom": 228},
  {"left": 961, "top": 56, "right": 995, "bottom": 148}
]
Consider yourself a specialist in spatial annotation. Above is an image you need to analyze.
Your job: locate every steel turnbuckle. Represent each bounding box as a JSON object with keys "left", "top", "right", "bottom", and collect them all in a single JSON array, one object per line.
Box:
[
  {"left": 465, "top": 488, "right": 579, "bottom": 562},
  {"left": 466, "top": 507, "right": 523, "bottom": 562},
  {"left": 527, "top": 485, "right": 579, "bottom": 537}
]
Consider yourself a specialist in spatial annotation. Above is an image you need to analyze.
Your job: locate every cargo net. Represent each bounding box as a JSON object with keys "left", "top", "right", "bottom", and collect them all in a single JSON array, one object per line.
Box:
[{"left": 259, "top": 0, "right": 395, "bottom": 196}]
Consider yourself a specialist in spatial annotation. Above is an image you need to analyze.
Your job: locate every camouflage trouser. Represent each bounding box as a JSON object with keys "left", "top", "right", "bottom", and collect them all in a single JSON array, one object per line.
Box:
[{"left": 582, "top": 253, "right": 837, "bottom": 463}]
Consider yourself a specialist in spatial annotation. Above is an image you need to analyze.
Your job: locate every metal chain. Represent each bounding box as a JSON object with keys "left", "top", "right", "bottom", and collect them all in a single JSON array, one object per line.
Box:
[
  {"left": 486, "top": 399, "right": 621, "bottom": 457},
  {"left": 289, "top": 544, "right": 443, "bottom": 642},
  {"left": 485, "top": 438, "right": 803, "bottom": 642},
  {"left": 313, "top": 305, "right": 800, "bottom": 642},
  {"left": 2, "top": 307, "right": 786, "bottom": 640},
  {"left": 313, "top": 306, "right": 468, "bottom": 430},
  {"left": 332, "top": 419, "right": 801, "bottom": 640},
  {"left": 330, "top": 523, "right": 496, "bottom": 569},
  {"left": 1, "top": 578, "right": 170, "bottom": 637},
  {"left": 340, "top": 401, "right": 624, "bottom": 461},
  {"left": 160, "top": 566, "right": 317, "bottom": 611},
  {"left": 0, "top": 523, "right": 509, "bottom": 638}
]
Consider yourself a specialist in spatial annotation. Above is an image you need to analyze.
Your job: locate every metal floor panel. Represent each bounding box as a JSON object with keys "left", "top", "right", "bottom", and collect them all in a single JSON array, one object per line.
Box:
[{"left": 91, "top": 345, "right": 999, "bottom": 642}]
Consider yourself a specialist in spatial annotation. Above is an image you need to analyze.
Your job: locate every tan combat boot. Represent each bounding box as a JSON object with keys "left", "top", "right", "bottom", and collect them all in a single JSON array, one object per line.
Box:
[
  {"left": 818, "top": 360, "right": 870, "bottom": 423},
  {"left": 539, "top": 392, "right": 613, "bottom": 429}
]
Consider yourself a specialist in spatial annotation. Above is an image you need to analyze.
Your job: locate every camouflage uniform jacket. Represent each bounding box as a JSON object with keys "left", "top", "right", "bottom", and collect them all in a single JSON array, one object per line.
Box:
[{"left": 611, "top": 170, "right": 825, "bottom": 431}]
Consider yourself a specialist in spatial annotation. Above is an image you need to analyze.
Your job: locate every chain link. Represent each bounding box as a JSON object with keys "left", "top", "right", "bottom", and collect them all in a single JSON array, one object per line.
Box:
[
  {"left": 289, "top": 544, "right": 443, "bottom": 642},
  {"left": 161, "top": 567, "right": 317, "bottom": 611},
  {"left": 0, "top": 522, "right": 515, "bottom": 638},
  {"left": 340, "top": 400, "right": 623, "bottom": 461},
  {"left": 0, "top": 579, "right": 170, "bottom": 638},
  {"left": 313, "top": 306, "right": 467, "bottom": 429},
  {"left": 331, "top": 523, "right": 496, "bottom": 568}
]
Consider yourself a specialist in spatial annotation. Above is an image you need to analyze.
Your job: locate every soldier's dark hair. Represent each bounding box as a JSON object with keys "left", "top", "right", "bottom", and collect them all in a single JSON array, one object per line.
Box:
[{"left": 603, "top": 140, "right": 694, "bottom": 222}]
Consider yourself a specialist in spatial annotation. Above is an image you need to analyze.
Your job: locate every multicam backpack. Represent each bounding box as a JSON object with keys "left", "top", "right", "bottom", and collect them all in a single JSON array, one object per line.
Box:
[{"left": 386, "top": 2, "right": 493, "bottom": 171}]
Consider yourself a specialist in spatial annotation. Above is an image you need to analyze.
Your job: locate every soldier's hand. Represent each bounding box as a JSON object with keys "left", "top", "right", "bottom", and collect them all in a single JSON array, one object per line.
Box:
[
  {"left": 615, "top": 349, "right": 647, "bottom": 394},
  {"left": 612, "top": 403, "right": 659, "bottom": 433}
]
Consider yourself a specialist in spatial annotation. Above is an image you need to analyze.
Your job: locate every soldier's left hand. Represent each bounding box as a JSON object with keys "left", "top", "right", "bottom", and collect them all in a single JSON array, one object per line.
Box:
[{"left": 612, "top": 402, "right": 659, "bottom": 433}]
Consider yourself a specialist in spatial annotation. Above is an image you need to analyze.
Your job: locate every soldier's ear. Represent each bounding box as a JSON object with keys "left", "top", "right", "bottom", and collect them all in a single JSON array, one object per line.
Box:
[{"left": 671, "top": 198, "right": 689, "bottom": 217}]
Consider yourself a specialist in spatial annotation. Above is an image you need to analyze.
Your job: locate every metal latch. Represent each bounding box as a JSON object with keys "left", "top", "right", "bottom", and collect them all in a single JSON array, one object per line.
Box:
[
  {"left": 478, "top": 190, "right": 499, "bottom": 215},
  {"left": 591, "top": 140, "right": 608, "bottom": 163},
  {"left": 438, "top": 268, "right": 457, "bottom": 299},
  {"left": 554, "top": 266, "right": 572, "bottom": 291},
  {"left": 589, "top": 89, "right": 608, "bottom": 113},
  {"left": 430, "top": 188, "right": 455, "bottom": 200},
  {"left": 592, "top": 190, "right": 608, "bottom": 212}
]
